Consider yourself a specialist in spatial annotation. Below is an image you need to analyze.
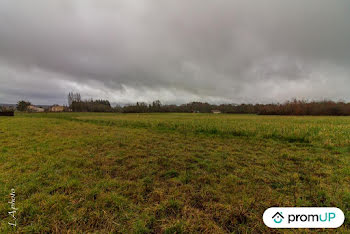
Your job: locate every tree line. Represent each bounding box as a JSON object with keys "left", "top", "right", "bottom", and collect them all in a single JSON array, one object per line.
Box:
[
  {"left": 68, "top": 92, "right": 112, "bottom": 112},
  {"left": 67, "top": 93, "right": 350, "bottom": 115},
  {"left": 5, "top": 93, "right": 350, "bottom": 116},
  {"left": 120, "top": 99, "right": 350, "bottom": 115}
]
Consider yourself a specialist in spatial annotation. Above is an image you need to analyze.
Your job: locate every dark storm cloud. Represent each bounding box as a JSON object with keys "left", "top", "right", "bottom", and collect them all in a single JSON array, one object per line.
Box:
[{"left": 0, "top": 0, "right": 350, "bottom": 105}]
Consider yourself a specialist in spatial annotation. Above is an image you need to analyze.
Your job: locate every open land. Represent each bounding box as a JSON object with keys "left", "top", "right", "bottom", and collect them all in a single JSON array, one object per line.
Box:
[{"left": 1, "top": 113, "right": 350, "bottom": 233}]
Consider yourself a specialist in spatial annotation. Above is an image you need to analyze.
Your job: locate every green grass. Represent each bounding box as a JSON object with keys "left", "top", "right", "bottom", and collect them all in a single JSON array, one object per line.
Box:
[{"left": 1, "top": 112, "right": 350, "bottom": 233}]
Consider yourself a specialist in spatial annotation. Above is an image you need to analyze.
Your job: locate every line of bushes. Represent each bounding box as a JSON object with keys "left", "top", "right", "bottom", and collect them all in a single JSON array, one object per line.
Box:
[
  {"left": 64, "top": 92, "right": 350, "bottom": 115},
  {"left": 120, "top": 99, "right": 350, "bottom": 116},
  {"left": 256, "top": 100, "right": 350, "bottom": 116},
  {"left": 70, "top": 100, "right": 113, "bottom": 112},
  {"left": 0, "top": 106, "right": 15, "bottom": 116},
  {"left": 7, "top": 98, "right": 350, "bottom": 116}
]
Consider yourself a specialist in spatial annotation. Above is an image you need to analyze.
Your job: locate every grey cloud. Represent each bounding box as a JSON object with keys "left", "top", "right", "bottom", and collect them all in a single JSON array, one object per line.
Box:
[{"left": 0, "top": 0, "right": 350, "bottom": 105}]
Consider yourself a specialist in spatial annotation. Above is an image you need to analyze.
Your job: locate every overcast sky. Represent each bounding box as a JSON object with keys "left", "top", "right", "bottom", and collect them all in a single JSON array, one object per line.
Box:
[{"left": 1, "top": 0, "right": 350, "bottom": 105}]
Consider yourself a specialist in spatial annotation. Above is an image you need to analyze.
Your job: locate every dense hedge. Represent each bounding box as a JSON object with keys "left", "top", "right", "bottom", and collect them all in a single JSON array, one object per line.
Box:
[{"left": 120, "top": 100, "right": 350, "bottom": 116}]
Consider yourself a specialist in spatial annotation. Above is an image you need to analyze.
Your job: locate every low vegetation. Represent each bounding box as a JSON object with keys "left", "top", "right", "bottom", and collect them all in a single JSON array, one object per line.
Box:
[
  {"left": 71, "top": 97, "right": 350, "bottom": 116},
  {"left": 0, "top": 113, "right": 350, "bottom": 233},
  {"left": 0, "top": 106, "right": 14, "bottom": 116},
  {"left": 11, "top": 93, "right": 350, "bottom": 115}
]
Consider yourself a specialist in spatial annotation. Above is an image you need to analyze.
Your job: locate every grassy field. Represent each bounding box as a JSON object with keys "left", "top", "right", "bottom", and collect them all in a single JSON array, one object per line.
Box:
[{"left": 1, "top": 113, "right": 350, "bottom": 233}]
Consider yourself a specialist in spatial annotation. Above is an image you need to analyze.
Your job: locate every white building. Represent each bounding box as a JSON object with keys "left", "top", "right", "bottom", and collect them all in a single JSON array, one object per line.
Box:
[{"left": 27, "top": 105, "right": 45, "bottom": 112}]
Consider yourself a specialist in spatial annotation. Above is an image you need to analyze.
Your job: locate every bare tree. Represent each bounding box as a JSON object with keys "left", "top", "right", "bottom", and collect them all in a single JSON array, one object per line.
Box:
[
  {"left": 68, "top": 92, "right": 82, "bottom": 107},
  {"left": 68, "top": 92, "right": 73, "bottom": 106}
]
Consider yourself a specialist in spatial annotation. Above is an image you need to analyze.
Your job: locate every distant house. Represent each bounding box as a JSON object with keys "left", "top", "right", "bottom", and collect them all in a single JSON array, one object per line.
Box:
[
  {"left": 27, "top": 105, "right": 45, "bottom": 112},
  {"left": 211, "top": 110, "right": 221, "bottom": 114},
  {"left": 50, "top": 105, "right": 64, "bottom": 112}
]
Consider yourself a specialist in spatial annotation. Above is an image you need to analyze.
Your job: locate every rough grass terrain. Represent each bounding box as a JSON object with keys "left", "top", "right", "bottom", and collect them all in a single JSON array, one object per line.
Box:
[{"left": 0, "top": 113, "right": 350, "bottom": 233}]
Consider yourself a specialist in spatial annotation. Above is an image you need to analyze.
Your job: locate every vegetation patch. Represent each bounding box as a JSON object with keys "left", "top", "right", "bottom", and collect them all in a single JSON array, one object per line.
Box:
[{"left": 1, "top": 113, "right": 350, "bottom": 232}]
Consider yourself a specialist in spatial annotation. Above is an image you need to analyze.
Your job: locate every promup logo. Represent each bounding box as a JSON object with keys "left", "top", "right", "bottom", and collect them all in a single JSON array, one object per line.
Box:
[
  {"left": 263, "top": 207, "right": 344, "bottom": 228},
  {"left": 272, "top": 212, "right": 284, "bottom": 223}
]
